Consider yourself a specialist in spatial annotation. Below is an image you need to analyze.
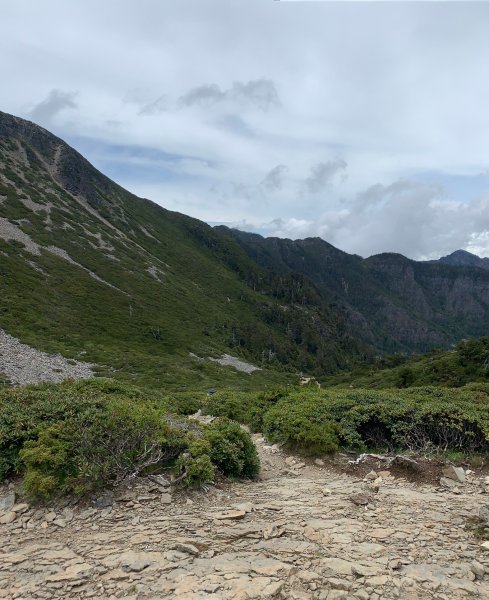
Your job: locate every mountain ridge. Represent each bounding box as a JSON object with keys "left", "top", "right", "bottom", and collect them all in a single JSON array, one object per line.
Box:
[
  {"left": 217, "top": 227, "right": 489, "bottom": 354},
  {"left": 2, "top": 109, "right": 489, "bottom": 387},
  {"left": 432, "top": 249, "right": 489, "bottom": 270},
  {"left": 0, "top": 110, "right": 365, "bottom": 387}
]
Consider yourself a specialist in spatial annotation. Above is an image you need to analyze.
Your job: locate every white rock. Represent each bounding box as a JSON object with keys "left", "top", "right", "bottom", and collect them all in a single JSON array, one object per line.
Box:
[
  {"left": 173, "top": 542, "right": 200, "bottom": 556},
  {"left": 442, "top": 465, "right": 466, "bottom": 483},
  {"left": 11, "top": 503, "right": 29, "bottom": 514}
]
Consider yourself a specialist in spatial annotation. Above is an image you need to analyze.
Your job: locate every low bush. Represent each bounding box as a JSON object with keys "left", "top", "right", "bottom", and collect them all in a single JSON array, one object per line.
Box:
[
  {"left": 0, "top": 379, "right": 260, "bottom": 498},
  {"left": 202, "top": 391, "right": 252, "bottom": 424},
  {"left": 204, "top": 384, "right": 489, "bottom": 457},
  {"left": 176, "top": 439, "right": 215, "bottom": 487},
  {"left": 19, "top": 399, "right": 187, "bottom": 498},
  {"left": 204, "top": 418, "right": 260, "bottom": 478},
  {"left": 21, "top": 424, "right": 75, "bottom": 498},
  {"left": 262, "top": 399, "right": 340, "bottom": 455},
  {"left": 201, "top": 386, "right": 290, "bottom": 432},
  {"left": 248, "top": 386, "right": 290, "bottom": 432},
  {"left": 164, "top": 392, "right": 206, "bottom": 415}
]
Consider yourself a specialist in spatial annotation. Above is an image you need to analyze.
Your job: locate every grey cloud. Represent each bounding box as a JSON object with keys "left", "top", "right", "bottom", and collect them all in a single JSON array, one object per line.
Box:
[
  {"left": 305, "top": 159, "right": 347, "bottom": 194},
  {"left": 178, "top": 79, "right": 280, "bottom": 111},
  {"left": 30, "top": 89, "right": 77, "bottom": 123},
  {"left": 178, "top": 84, "right": 224, "bottom": 108},
  {"left": 139, "top": 95, "right": 169, "bottom": 115},
  {"left": 212, "top": 114, "right": 255, "bottom": 137},
  {"left": 261, "top": 165, "right": 288, "bottom": 191},
  {"left": 228, "top": 79, "right": 280, "bottom": 111},
  {"left": 5, "top": 0, "right": 489, "bottom": 259}
]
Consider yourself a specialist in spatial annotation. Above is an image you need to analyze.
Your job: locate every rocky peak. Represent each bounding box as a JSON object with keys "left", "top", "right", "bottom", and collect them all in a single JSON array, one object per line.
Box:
[{"left": 436, "top": 249, "right": 489, "bottom": 270}]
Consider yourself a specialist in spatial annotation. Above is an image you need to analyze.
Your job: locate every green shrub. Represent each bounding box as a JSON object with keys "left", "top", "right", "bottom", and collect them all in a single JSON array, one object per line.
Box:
[
  {"left": 202, "top": 391, "right": 253, "bottom": 424},
  {"left": 19, "top": 399, "right": 187, "bottom": 498},
  {"left": 1, "top": 379, "right": 261, "bottom": 497},
  {"left": 71, "top": 400, "right": 187, "bottom": 491},
  {"left": 21, "top": 424, "right": 76, "bottom": 498},
  {"left": 262, "top": 399, "right": 340, "bottom": 455},
  {"left": 176, "top": 439, "right": 215, "bottom": 487},
  {"left": 204, "top": 418, "right": 260, "bottom": 478},
  {"left": 164, "top": 392, "right": 206, "bottom": 415},
  {"left": 248, "top": 386, "right": 290, "bottom": 432},
  {"left": 257, "top": 386, "right": 489, "bottom": 456},
  {"left": 0, "top": 385, "right": 106, "bottom": 480}
]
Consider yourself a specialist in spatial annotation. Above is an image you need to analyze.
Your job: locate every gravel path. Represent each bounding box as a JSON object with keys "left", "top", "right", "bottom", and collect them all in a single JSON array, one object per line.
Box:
[
  {"left": 0, "top": 328, "right": 94, "bottom": 385},
  {"left": 1, "top": 435, "right": 489, "bottom": 599}
]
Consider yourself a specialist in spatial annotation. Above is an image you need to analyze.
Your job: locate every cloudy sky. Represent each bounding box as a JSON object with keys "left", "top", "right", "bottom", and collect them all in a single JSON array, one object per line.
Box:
[{"left": 2, "top": 0, "right": 489, "bottom": 259}]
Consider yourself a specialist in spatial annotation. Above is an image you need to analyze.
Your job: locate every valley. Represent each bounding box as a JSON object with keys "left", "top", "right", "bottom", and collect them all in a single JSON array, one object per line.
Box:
[{"left": 2, "top": 111, "right": 489, "bottom": 600}]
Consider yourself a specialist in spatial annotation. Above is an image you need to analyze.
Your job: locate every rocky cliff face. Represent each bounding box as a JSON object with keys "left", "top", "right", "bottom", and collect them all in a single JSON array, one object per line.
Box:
[{"left": 218, "top": 228, "right": 489, "bottom": 353}]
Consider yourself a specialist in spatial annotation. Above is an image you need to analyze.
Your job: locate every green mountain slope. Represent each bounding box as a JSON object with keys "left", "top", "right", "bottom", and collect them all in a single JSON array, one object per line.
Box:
[
  {"left": 218, "top": 228, "right": 489, "bottom": 353},
  {"left": 323, "top": 337, "right": 489, "bottom": 389},
  {"left": 0, "top": 111, "right": 365, "bottom": 388}
]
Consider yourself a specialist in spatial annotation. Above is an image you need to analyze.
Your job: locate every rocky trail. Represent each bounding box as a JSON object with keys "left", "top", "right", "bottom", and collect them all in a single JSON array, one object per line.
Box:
[{"left": 2, "top": 434, "right": 489, "bottom": 600}]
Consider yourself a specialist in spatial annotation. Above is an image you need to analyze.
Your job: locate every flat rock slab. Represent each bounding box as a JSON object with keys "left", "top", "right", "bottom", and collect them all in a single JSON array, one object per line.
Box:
[
  {"left": 211, "top": 509, "right": 247, "bottom": 520},
  {"left": 1, "top": 436, "right": 489, "bottom": 600}
]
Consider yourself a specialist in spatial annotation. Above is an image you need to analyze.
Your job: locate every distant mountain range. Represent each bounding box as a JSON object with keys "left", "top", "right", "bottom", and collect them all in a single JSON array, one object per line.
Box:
[
  {"left": 217, "top": 228, "right": 489, "bottom": 354},
  {"left": 1, "top": 109, "right": 489, "bottom": 386},
  {"left": 432, "top": 249, "right": 489, "bottom": 270}
]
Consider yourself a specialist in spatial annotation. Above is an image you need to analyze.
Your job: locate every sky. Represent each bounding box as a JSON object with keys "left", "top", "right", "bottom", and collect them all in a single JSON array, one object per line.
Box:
[{"left": 1, "top": 0, "right": 489, "bottom": 260}]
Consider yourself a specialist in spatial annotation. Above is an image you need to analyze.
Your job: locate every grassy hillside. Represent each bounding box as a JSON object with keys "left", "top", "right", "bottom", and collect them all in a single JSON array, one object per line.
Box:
[
  {"left": 323, "top": 337, "right": 489, "bottom": 389},
  {"left": 0, "top": 111, "right": 365, "bottom": 389}
]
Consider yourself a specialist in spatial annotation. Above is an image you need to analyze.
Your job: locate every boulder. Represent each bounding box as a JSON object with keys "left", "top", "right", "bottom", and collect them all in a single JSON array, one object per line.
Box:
[
  {"left": 471, "top": 560, "right": 485, "bottom": 579},
  {"left": 11, "top": 503, "right": 29, "bottom": 514},
  {"left": 350, "top": 492, "right": 372, "bottom": 506},
  {"left": 0, "top": 511, "right": 16, "bottom": 524},
  {"left": 212, "top": 509, "right": 246, "bottom": 520},
  {"left": 0, "top": 491, "right": 16, "bottom": 511},
  {"left": 440, "top": 477, "right": 458, "bottom": 488},
  {"left": 479, "top": 505, "right": 489, "bottom": 522},
  {"left": 173, "top": 542, "right": 200, "bottom": 556},
  {"left": 442, "top": 465, "right": 466, "bottom": 483}
]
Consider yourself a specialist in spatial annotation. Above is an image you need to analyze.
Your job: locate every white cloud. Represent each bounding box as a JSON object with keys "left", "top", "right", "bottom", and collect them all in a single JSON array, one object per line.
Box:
[{"left": 1, "top": 0, "right": 489, "bottom": 258}]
